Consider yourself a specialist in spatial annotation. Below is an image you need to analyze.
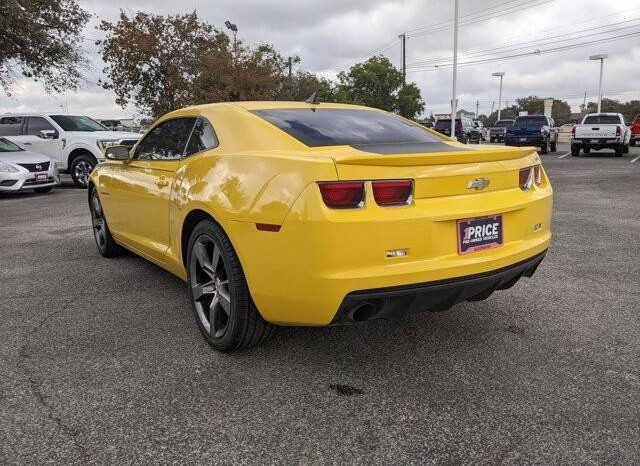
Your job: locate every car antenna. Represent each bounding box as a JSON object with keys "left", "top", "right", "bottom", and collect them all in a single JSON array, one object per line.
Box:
[{"left": 304, "top": 92, "right": 320, "bottom": 105}]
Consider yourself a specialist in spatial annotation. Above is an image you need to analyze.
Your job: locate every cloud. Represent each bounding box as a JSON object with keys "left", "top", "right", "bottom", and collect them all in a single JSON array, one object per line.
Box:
[{"left": 1, "top": 0, "right": 639, "bottom": 117}]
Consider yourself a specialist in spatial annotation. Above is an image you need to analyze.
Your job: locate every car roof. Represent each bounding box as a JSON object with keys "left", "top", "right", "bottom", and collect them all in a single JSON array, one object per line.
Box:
[{"left": 184, "top": 101, "right": 375, "bottom": 112}]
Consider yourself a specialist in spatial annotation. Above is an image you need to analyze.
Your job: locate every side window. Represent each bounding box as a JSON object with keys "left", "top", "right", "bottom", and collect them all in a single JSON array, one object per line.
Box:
[
  {"left": 134, "top": 118, "right": 196, "bottom": 160},
  {"left": 184, "top": 118, "right": 218, "bottom": 156},
  {"left": 26, "top": 117, "right": 55, "bottom": 136},
  {"left": 0, "top": 116, "right": 23, "bottom": 136}
]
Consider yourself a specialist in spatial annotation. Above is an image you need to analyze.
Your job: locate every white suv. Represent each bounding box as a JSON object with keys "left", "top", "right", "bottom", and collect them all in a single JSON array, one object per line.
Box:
[{"left": 0, "top": 113, "right": 141, "bottom": 187}]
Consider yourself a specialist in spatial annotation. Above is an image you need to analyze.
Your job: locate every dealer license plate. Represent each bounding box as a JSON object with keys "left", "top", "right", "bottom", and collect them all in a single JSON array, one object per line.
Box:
[
  {"left": 457, "top": 215, "right": 503, "bottom": 255},
  {"left": 519, "top": 137, "right": 527, "bottom": 142},
  {"left": 35, "top": 172, "right": 48, "bottom": 183},
  {"left": 590, "top": 139, "right": 600, "bottom": 143}
]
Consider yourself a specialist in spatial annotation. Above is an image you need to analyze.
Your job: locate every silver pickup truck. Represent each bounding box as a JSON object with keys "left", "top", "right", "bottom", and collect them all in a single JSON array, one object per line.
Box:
[{"left": 571, "top": 113, "right": 630, "bottom": 157}]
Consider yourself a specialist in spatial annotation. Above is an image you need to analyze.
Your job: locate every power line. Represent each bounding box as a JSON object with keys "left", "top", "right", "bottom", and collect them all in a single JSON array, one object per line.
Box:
[
  {"left": 406, "top": 30, "right": 640, "bottom": 72},
  {"left": 407, "top": 18, "right": 640, "bottom": 67}
]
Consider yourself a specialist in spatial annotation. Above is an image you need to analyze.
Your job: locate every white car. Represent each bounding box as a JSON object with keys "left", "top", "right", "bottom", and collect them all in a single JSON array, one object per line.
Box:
[
  {"left": 0, "top": 138, "right": 59, "bottom": 193},
  {"left": 0, "top": 113, "right": 141, "bottom": 187},
  {"left": 571, "top": 113, "right": 631, "bottom": 157}
]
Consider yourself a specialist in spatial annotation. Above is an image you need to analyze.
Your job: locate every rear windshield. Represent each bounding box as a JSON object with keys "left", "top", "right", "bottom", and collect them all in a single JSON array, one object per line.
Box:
[
  {"left": 513, "top": 116, "right": 547, "bottom": 128},
  {"left": 583, "top": 115, "right": 621, "bottom": 125},
  {"left": 434, "top": 119, "right": 461, "bottom": 128},
  {"left": 494, "top": 120, "right": 513, "bottom": 127},
  {"left": 253, "top": 108, "right": 442, "bottom": 147}
]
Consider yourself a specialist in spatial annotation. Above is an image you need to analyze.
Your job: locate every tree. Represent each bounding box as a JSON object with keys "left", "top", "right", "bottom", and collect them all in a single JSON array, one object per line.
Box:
[
  {"left": 484, "top": 96, "right": 573, "bottom": 125},
  {"left": 332, "top": 56, "right": 425, "bottom": 118},
  {"left": 0, "top": 0, "right": 89, "bottom": 93},
  {"left": 98, "top": 11, "right": 294, "bottom": 117}
]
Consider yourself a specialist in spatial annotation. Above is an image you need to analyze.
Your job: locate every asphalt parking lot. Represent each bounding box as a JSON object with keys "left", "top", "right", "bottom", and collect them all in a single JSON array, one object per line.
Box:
[{"left": 1, "top": 143, "right": 639, "bottom": 465}]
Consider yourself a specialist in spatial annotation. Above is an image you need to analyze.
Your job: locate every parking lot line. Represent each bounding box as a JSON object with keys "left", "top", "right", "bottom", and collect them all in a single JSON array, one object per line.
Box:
[
  {"left": 631, "top": 155, "right": 640, "bottom": 163},
  {"left": 557, "top": 152, "right": 571, "bottom": 159}
]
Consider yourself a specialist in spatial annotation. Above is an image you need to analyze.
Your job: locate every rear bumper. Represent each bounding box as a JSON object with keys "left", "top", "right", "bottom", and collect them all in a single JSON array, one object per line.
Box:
[
  {"left": 572, "top": 138, "right": 622, "bottom": 147},
  {"left": 332, "top": 250, "right": 546, "bottom": 323},
  {"left": 505, "top": 135, "right": 545, "bottom": 146}
]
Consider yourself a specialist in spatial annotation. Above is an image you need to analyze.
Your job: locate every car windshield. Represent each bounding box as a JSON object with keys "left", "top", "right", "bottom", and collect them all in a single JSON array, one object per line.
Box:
[
  {"left": 583, "top": 115, "right": 621, "bottom": 125},
  {"left": 253, "top": 108, "right": 442, "bottom": 147},
  {"left": 512, "top": 116, "right": 547, "bottom": 128},
  {"left": 0, "top": 137, "right": 23, "bottom": 152},
  {"left": 494, "top": 120, "right": 513, "bottom": 127},
  {"left": 49, "top": 115, "right": 108, "bottom": 132}
]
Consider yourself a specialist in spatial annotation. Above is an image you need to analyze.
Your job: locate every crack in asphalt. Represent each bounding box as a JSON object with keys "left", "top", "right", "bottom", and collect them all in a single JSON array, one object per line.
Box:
[{"left": 16, "top": 296, "right": 89, "bottom": 464}]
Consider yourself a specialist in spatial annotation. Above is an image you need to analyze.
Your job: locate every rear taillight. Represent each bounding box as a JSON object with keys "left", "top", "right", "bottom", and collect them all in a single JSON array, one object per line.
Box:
[
  {"left": 572, "top": 125, "right": 576, "bottom": 137},
  {"left": 616, "top": 125, "right": 621, "bottom": 137},
  {"left": 318, "top": 182, "right": 365, "bottom": 209},
  {"left": 519, "top": 167, "right": 534, "bottom": 190},
  {"left": 534, "top": 165, "right": 542, "bottom": 186},
  {"left": 520, "top": 165, "right": 543, "bottom": 190},
  {"left": 372, "top": 180, "right": 413, "bottom": 206}
]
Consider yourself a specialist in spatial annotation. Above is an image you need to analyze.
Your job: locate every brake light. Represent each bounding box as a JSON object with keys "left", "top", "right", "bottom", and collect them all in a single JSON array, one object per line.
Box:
[
  {"left": 519, "top": 167, "right": 534, "bottom": 190},
  {"left": 372, "top": 180, "right": 413, "bottom": 206},
  {"left": 534, "top": 165, "right": 542, "bottom": 186},
  {"left": 572, "top": 125, "right": 576, "bottom": 137},
  {"left": 318, "top": 181, "right": 365, "bottom": 209},
  {"left": 616, "top": 125, "right": 621, "bottom": 137}
]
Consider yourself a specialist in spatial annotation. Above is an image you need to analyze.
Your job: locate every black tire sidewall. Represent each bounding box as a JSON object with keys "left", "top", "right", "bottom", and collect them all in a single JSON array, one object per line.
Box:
[{"left": 186, "top": 220, "right": 250, "bottom": 351}]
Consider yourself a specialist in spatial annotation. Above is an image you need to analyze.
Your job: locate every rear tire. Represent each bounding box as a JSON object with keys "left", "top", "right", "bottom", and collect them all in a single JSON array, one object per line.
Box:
[
  {"left": 89, "top": 189, "right": 123, "bottom": 258},
  {"left": 614, "top": 145, "right": 623, "bottom": 157},
  {"left": 584, "top": 147, "right": 591, "bottom": 154},
  {"left": 630, "top": 139, "right": 636, "bottom": 147},
  {"left": 571, "top": 145, "right": 581, "bottom": 157},
  {"left": 187, "top": 219, "right": 275, "bottom": 352},
  {"left": 540, "top": 141, "right": 549, "bottom": 155},
  {"left": 623, "top": 144, "right": 629, "bottom": 154},
  {"left": 70, "top": 154, "right": 97, "bottom": 188},
  {"left": 550, "top": 139, "right": 557, "bottom": 152}
]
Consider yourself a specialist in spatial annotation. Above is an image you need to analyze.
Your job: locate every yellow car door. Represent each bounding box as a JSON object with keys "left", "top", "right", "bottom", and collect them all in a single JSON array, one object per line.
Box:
[{"left": 105, "top": 117, "right": 196, "bottom": 263}]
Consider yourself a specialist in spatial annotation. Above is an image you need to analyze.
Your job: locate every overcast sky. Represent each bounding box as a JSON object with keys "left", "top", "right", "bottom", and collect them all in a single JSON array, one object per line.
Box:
[{"left": 1, "top": 0, "right": 639, "bottom": 118}]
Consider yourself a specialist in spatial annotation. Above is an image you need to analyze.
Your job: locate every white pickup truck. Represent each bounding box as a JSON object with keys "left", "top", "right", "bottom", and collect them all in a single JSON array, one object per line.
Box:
[
  {"left": 0, "top": 113, "right": 141, "bottom": 187},
  {"left": 571, "top": 113, "right": 630, "bottom": 157}
]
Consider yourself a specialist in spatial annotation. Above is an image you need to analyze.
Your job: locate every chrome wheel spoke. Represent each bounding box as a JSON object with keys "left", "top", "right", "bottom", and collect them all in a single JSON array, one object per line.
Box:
[
  {"left": 216, "top": 280, "right": 231, "bottom": 313},
  {"left": 189, "top": 234, "right": 232, "bottom": 339},
  {"left": 194, "top": 241, "right": 216, "bottom": 279},
  {"left": 210, "top": 295, "right": 229, "bottom": 338}
]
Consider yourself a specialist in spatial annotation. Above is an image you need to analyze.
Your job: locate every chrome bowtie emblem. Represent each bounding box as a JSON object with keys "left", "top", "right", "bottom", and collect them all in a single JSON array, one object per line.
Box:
[
  {"left": 466, "top": 178, "right": 490, "bottom": 190},
  {"left": 35, "top": 164, "right": 42, "bottom": 170}
]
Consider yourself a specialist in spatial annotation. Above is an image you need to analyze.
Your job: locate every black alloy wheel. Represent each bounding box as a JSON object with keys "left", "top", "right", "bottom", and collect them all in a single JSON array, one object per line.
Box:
[{"left": 187, "top": 219, "right": 274, "bottom": 351}]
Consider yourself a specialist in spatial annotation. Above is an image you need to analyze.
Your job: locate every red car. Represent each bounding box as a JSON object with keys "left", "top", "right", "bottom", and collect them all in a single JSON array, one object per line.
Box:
[{"left": 631, "top": 115, "right": 640, "bottom": 147}]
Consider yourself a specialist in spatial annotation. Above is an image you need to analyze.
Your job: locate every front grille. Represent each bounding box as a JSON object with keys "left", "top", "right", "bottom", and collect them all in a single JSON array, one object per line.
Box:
[
  {"left": 18, "top": 162, "right": 50, "bottom": 172},
  {"left": 23, "top": 177, "right": 54, "bottom": 186}
]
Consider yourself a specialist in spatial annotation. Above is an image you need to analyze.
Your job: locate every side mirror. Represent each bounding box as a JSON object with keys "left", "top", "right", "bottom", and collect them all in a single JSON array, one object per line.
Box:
[
  {"left": 104, "top": 145, "right": 131, "bottom": 161},
  {"left": 39, "top": 129, "right": 58, "bottom": 139}
]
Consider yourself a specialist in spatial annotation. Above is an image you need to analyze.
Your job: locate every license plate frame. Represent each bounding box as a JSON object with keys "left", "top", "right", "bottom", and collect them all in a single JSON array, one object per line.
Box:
[
  {"left": 519, "top": 137, "right": 528, "bottom": 142},
  {"left": 457, "top": 214, "right": 504, "bottom": 255}
]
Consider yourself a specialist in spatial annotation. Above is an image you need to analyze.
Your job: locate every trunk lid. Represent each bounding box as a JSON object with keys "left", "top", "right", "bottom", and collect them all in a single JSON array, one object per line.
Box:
[
  {"left": 574, "top": 124, "right": 619, "bottom": 139},
  {"left": 331, "top": 143, "right": 539, "bottom": 199}
]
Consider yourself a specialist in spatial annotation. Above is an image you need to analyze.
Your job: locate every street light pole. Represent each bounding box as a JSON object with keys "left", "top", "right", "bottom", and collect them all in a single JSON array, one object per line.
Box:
[
  {"left": 589, "top": 54, "right": 607, "bottom": 113},
  {"left": 398, "top": 33, "right": 406, "bottom": 85},
  {"left": 450, "top": 0, "right": 459, "bottom": 139},
  {"left": 492, "top": 72, "right": 505, "bottom": 120}
]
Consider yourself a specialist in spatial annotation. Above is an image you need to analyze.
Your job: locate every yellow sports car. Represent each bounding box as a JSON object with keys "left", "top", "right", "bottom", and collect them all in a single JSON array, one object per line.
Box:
[{"left": 89, "top": 101, "right": 552, "bottom": 351}]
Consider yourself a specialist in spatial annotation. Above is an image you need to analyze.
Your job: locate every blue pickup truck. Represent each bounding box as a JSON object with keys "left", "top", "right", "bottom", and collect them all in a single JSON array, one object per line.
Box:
[{"left": 504, "top": 115, "right": 558, "bottom": 154}]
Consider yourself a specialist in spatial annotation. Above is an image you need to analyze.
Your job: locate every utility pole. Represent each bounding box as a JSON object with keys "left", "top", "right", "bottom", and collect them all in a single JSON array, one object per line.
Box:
[
  {"left": 589, "top": 54, "right": 607, "bottom": 113},
  {"left": 492, "top": 72, "right": 505, "bottom": 120},
  {"left": 287, "top": 57, "right": 293, "bottom": 80},
  {"left": 398, "top": 33, "right": 406, "bottom": 85},
  {"left": 476, "top": 100, "right": 479, "bottom": 119},
  {"left": 581, "top": 91, "right": 587, "bottom": 113},
  {"left": 450, "top": 0, "right": 459, "bottom": 139},
  {"left": 491, "top": 101, "right": 495, "bottom": 117}
]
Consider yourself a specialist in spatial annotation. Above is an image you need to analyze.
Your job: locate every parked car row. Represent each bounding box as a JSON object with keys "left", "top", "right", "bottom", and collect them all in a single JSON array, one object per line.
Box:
[{"left": 0, "top": 113, "right": 141, "bottom": 191}]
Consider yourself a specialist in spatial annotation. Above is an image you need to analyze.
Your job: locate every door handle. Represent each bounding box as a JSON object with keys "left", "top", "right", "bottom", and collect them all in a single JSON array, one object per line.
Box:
[
  {"left": 156, "top": 176, "right": 169, "bottom": 189},
  {"left": 22, "top": 141, "right": 32, "bottom": 145}
]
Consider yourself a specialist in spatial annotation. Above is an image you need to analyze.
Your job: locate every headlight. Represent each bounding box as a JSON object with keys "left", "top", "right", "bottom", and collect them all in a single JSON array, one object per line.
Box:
[
  {"left": 97, "top": 139, "right": 120, "bottom": 151},
  {"left": 0, "top": 161, "right": 19, "bottom": 173}
]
